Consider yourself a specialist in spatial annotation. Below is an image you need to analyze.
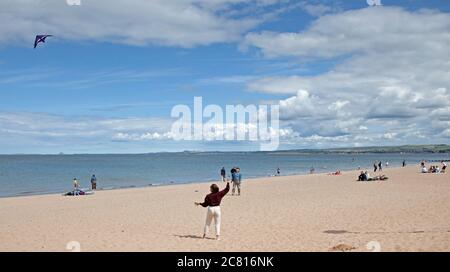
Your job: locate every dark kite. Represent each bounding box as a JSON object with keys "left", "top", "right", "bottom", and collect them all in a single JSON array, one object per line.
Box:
[{"left": 34, "top": 35, "right": 53, "bottom": 48}]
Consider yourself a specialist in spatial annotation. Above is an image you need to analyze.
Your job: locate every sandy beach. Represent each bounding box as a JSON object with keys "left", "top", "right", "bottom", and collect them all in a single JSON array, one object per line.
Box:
[{"left": 0, "top": 166, "right": 449, "bottom": 252}]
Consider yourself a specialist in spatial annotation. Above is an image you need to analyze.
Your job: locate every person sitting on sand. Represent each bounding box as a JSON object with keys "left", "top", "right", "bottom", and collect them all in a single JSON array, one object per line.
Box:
[
  {"left": 70, "top": 178, "right": 83, "bottom": 196},
  {"left": 421, "top": 166, "right": 428, "bottom": 173},
  {"left": 429, "top": 166, "right": 436, "bottom": 173},
  {"left": 195, "top": 182, "right": 230, "bottom": 240},
  {"left": 358, "top": 171, "right": 367, "bottom": 181},
  {"left": 231, "top": 168, "right": 242, "bottom": 196},
  {"left": 434, "top": 166, "right": 441, "bottom": 173}
]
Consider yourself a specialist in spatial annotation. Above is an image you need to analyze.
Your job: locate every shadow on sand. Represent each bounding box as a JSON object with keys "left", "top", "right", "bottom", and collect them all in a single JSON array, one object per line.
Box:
[{"left": 174, "top": 234, "right": 215, "bottom": 240}]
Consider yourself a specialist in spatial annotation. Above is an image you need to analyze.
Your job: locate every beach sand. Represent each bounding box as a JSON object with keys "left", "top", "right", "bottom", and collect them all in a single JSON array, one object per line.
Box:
[{"left": 0, "top": 166, "right": 449, "bottom": 252}]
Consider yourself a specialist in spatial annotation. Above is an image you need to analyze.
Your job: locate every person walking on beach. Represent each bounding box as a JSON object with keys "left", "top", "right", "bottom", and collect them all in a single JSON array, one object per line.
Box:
[
  {"left": 378, "top": 161, "right": 383, "bottom": 171},
  {"left": 403, "top": 160, "right": 406, "bottom": 167},
  {"left": 373, "top": 161, "right": 378, "bottom": 172},
  {"left": 277, "top": 167, "right": 281, "bottom": 176},
  {"left": 220, "top": 167, "right": 226, "bottom": 182},
  {"left": 73, "top": 178, "right": 79, "bottom": 190},
  {"left": 232, "top": 168, "right": 242, "bottom": 196},
  {"left": 90, "top": 174, "right": 97, "bottom": 190},
  {"left": 195, "top": 182, "right": 230, "bottom": 240}
]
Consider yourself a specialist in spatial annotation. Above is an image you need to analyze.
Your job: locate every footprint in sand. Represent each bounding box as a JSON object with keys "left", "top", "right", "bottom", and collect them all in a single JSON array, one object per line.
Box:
[{"left": 329, "top": 244, "right": 357, "bottom": 252}]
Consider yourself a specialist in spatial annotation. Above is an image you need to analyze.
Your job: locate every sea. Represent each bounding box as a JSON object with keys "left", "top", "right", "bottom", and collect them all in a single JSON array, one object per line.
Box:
[{"left": 0, "top": 152, "right": 448, "bottom": 197}]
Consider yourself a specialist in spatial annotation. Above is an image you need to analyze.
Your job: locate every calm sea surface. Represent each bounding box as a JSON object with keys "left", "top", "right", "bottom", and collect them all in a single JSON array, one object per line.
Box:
[{"left": 0, "top": 152, "right": 448, "bottom": 197}]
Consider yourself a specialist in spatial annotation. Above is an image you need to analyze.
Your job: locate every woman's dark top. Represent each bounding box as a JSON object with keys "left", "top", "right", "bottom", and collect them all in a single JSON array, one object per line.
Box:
[{"left": 200, "top": 183, "right": 230, "bottom": 207}]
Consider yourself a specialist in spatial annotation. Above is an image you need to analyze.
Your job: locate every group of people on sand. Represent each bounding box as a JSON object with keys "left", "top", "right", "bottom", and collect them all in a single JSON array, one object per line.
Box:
[
  {"left": 421, "top": 160, "right": 447, "bottom": 174},
  {"left": 65, "top": 175, "right": 98, "bottom": 196},
  {"left": 373, "top": 160, "right": 388, "bottom": 172},
  {"left": 220, "top": 167, "right": 242, "bottom": 196},
  {"left": 357, "top": 159, "right": 390, "bottom": 181}
]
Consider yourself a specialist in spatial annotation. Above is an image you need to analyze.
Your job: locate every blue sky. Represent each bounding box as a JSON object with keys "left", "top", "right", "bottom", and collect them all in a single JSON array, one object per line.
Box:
[{"left": 0, "top": 0, "right": 449, "bottom": 154}]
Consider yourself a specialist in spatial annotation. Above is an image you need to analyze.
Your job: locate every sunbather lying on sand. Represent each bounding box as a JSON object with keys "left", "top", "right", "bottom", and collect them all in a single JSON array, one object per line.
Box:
[
  {"left": 369, "top": 175, "right": 388, "bottom": 181},
  {"left": 358, "top": 171, "right": 388, "bottom": 181},
  {"left": 328, "top": 170, "right": 341, "bottom": 175}
]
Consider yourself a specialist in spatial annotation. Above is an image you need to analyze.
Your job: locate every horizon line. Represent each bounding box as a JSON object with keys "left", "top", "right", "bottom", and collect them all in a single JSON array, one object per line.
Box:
[{"left": 1, "top": 144, "right": 449, "bottom": 156}]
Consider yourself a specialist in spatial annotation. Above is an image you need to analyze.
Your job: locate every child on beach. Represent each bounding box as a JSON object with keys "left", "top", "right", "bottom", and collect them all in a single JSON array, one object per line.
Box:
[{"left": 195, "top": 182, "right": 230, "bottom": 240}]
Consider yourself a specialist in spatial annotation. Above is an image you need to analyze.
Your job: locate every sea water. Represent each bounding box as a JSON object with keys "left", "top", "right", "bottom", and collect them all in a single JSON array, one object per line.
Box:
[{"left": 0, "top": 152, "right": 447, "bottom": 197}]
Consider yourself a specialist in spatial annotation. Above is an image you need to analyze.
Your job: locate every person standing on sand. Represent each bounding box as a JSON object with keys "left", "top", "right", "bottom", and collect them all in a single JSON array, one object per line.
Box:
[
  {"left": 220, "top": 167, "right": 226, "bottom": 182},
  {"left": 277, "top": 167, "right": 281, "bottom": 176},
  {"left": 373, "top": 161, "right": 378, "bottom": 172},
  {"left": 195, "top": 182, "right": 230, "bottom": 240},
  {"left": 90, "top": 174, "right": 97, "bottom": 190},
  {"left": 231, "top": 168, "right": 242, "bottom": 196},
  {"left": 403, "top": 160, "right": 406, "bottom": 167},
  {"left": 73, "top": 178, "right": 79, "bottom": 190},
  {"left": 73, "top": 178, "right": 80, "bottom": 196},
  {"left": 378, "top": 161, "right": 383, "bottom": 171}
]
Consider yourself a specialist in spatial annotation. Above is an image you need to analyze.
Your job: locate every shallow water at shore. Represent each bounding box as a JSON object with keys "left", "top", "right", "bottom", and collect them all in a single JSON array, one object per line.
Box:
[{"left": 0, "top": 152, "right": 448, "bottom": 197}]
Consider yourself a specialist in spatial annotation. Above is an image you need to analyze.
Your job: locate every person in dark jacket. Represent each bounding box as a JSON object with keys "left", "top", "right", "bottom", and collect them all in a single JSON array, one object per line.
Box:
[
  {"left": 195, "top": 182, "right": 230, "bottom": 240},
  {"left": 220, "top": 167, "right": 226, "bottom": 182}
]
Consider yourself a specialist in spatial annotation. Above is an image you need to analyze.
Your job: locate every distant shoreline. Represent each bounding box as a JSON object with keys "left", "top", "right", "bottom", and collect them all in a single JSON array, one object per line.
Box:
[
  {"left": 0, "top": 144, "right": 449, "bottom": 156},
  {"left": 0, "top": 164, "right": 430, "bottom": 199},
  {"left": 1, "top": 152, "right": 449, "bottom": 198}
]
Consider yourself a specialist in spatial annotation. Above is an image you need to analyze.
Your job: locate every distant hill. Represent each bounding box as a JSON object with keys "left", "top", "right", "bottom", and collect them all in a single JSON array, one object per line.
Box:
[{"left": 274, "top": 144, "right": 450, "bottom": 154}]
